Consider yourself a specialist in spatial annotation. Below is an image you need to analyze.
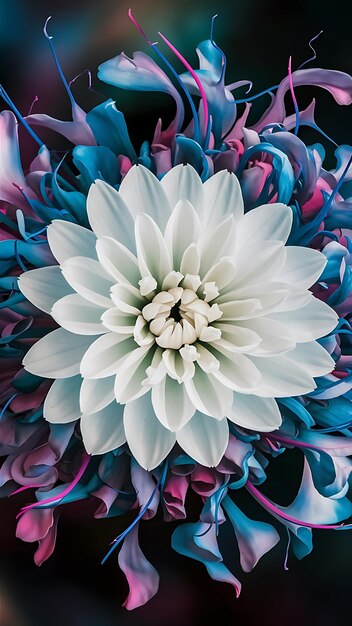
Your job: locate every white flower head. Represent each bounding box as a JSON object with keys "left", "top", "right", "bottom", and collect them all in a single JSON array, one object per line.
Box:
[{"left": 19, "top": 165, "right": 337, "bottom": 470}]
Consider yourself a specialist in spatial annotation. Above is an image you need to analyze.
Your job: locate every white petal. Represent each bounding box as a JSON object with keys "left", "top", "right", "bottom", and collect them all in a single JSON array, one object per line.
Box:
[
  {"left": 285, "top": 341, "right": 335, "bottom": 377},
  {"left": 161, "top": 164, "right": 203, "bottom": 214},
  {"left": 180, "top": 243, "right": 201, "bottom": 276},
  {"left": 218, "top": 298, "right": 262, "bottom": 321},
  {"left": 47, "top": 220, "right": 97, "bottom": 263},
  {"left": 60, "top": 256, "right": 114, "bottom": 308},
  {"left": 270, "top": 297, "right": 338, "bottom": 342},
  {"left": 199, "top": 216, "right": 237, "bottom": 276},
  {"left": 184, "top": 366, "right": 233, "bottom": 419},
  {"left": 232, "top": 241, "right": 286, "bottom": 288},
  {"left": 202, "top": 170, "right": 244, "bottom": 226},
  {"left": 199, "top": 326, "right": 221, "bottom": 342},
  {"left": 133, "top": 315, "right": 154, "bottom": 346},
  {"left": 135, "top": 213, "right": 172, "bottom": 285},
  {"left": 250, "top": 354, "right": 316, "bottom": 397},
  {"left": 235, "top": 318, "right": 295, "bottom": 356},
  {"left": 220, "top": 284, "right": 311, "bottom": 317},
  {"left": 213, "top": 323, "right": 261, "bottom": 352},
  {"left": 210, "top": 344, "right": 261, "bottom": 391},
  {"left": 101, "top": 308, "right": 136, "bottom": 334},
  {"left": 164, "top": 199, "right": 200, "bottom": 269},
  {"left": 162, "top": 348, "right": 196, "bottom": 381},
  {"left": 194, "top": 343, "right": 220, "bottom": 373},
  {"left": 18, "top": 266, "right": 73, "bottom": 314},
  {"left": 176, "top": 412, "right": 229, "bottom": 467},
  {"left": 151, "top": 376, "right": 195, "bottom": 431},
  {"left": 139, "top": 275, "right": 158, "bottom": 296},
  {"left": 119, "top": 165, "right": 171, "bottom": 231},
  {"left": 43, "top": 375, "right": 82, "bottom": 423},
  {"left": 80, "top": 332, "right": 137, "bottom": 379},
  {"left": 278, "top": 246, "right": 326, "bottom": 288},
  {"left": 114, "top": 345, "right": 154, "bottom": 403},
  {"left": 123, "top": 394, "right": 176, "bottom": 470},
  {"left": 216, "top": 281, "right": 288, "bottom": 306},
  {"left": 237, "top": 203, "right": 292, "bottom": 247},
  {"left": 110, "top": 283, "right": 146, "bottom": 315},
  {"left": 96, "top": 236, "right": 140, "bottom": 284},
  {"left": 162, "top": 271, "right": 183, "bottom": 290},
  {"left": 51, "top": 294, "right": 106, "bottom": 335},
  {"left": 87, "top": 180, "right": 136, "bottom": 252},
  {"left": 23, "top": 328, "right": 94, "bottom": 378},
  {"left": 202, "top": 258, "right": 237, "bottom": 293},
  {"left": 144, "top": 348, "right": 167, "bottom": 385},
  {"left": 271, "top": 288, "right": 312, "bottom": 314},
  {"left": 80, "top": 376, "right": 116, "bottom": 413},
  {"left": 228, "top": 394, "right": 282, "bottom": 431},
  {"left": 81, "top": 401, "right": 126, "bottom": 455}
]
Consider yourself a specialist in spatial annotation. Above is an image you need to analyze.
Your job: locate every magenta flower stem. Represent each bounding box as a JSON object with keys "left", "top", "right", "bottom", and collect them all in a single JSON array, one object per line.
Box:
[
  {"left": 17, "top": 452, "right": 91, "bottom": 517},
  {"left": 246, "top": 480, "right": 352, "bottom": 530}
]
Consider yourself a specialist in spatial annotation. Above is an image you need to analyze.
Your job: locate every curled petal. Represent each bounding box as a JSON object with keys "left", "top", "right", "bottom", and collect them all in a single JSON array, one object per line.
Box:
[
  {"left": 252, "top": 68, "right": 352, "bottom": 131},
  {"left": 118, "top": 524, "right": 159, "bottom": 610}
]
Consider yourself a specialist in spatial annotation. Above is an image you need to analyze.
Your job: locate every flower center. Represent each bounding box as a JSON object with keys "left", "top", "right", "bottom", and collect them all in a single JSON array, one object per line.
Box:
[
  {"left": 169, "top": 303, "right": 182, "bottom": 323},
  {"left": 141, "top": 287, "right": 222, "bottom": 350}
]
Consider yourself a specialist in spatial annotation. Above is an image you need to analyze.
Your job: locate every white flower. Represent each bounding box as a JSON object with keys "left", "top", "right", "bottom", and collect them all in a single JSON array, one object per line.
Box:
[{"left": 19, "top": 165, "right": 337, "bottom": 470}]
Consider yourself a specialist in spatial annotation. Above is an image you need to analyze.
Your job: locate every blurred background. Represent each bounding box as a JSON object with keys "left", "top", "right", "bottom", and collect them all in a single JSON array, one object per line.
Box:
[{"left": 1, "top": 1, "right": 351, "bottom": 624}]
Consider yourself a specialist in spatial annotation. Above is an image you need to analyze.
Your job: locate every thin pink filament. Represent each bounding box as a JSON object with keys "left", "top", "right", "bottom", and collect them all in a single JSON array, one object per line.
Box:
[
  {"left": 27, "top": 95, "right": 39, "bottom": 116},
  {"left": 246, "top": 480, "right": 351, "bottom": 530},
  {"left": 128, "top": 8, "right": 152, "bottom": 45},
  {"left": 157, "top": 30, "right": 209, "bottom": 137},
  {"left": 9, "top": 484, "right": 40, "bottom": 497},
  {"left": 266, "top": 432, "right": 352, "bottom": 455},
  {"left": 266, "top": 433, "right": 320, "bottom": 451},
  {"left": 17, "top": 452, "right": 90, "bottom": 518}
]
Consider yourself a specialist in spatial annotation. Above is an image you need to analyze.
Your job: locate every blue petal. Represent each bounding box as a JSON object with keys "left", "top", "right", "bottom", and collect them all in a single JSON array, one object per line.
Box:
[
  {"left": 73, "top": 145, "right": 119, "bottom": 192},
  {"left": 180, "top": 39, "right": 236, "bottom": 141},
  {"left": 86, "top": 100, "right": 137, "bottom": 161}
]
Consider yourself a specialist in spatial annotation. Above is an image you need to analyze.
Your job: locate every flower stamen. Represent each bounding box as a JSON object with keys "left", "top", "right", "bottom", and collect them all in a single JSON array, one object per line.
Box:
[{"left": 141, "top": 286, "right": 222, "bottom": 350}]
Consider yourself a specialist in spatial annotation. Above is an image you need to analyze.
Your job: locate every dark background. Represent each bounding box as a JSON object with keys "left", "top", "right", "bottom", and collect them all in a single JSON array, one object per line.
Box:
[{"left": 1, "top": 1, "right": 351, "bottom": 625}]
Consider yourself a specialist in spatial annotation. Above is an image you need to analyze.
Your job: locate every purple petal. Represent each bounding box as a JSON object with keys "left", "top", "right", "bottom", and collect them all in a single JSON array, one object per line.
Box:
[
  {"left": 34, "top": 512, "right": 59, "bottom": 566},
  {"left": 25, "top": 102, "right": 96, "bottom": 146},
  {"left": 0, "top": 111, "right": 36, "bottom": 209},
  {"left": 131, "top": 459, "right": 159, "bottom": 520},
  {"left": 164, "top": 474, "right": 189, "bottom": 520},
  {"left": 223, "top": 496, "right": 280, "bottom": 572},
  {"left": 16, "top": 508, "right": 54, "bottom": 543},
  {"left": 118, "top": 524, "right": 159, "bottom": 610},
  {"left": 251, "top": 68, "right": 352, "bottom": 131}
]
